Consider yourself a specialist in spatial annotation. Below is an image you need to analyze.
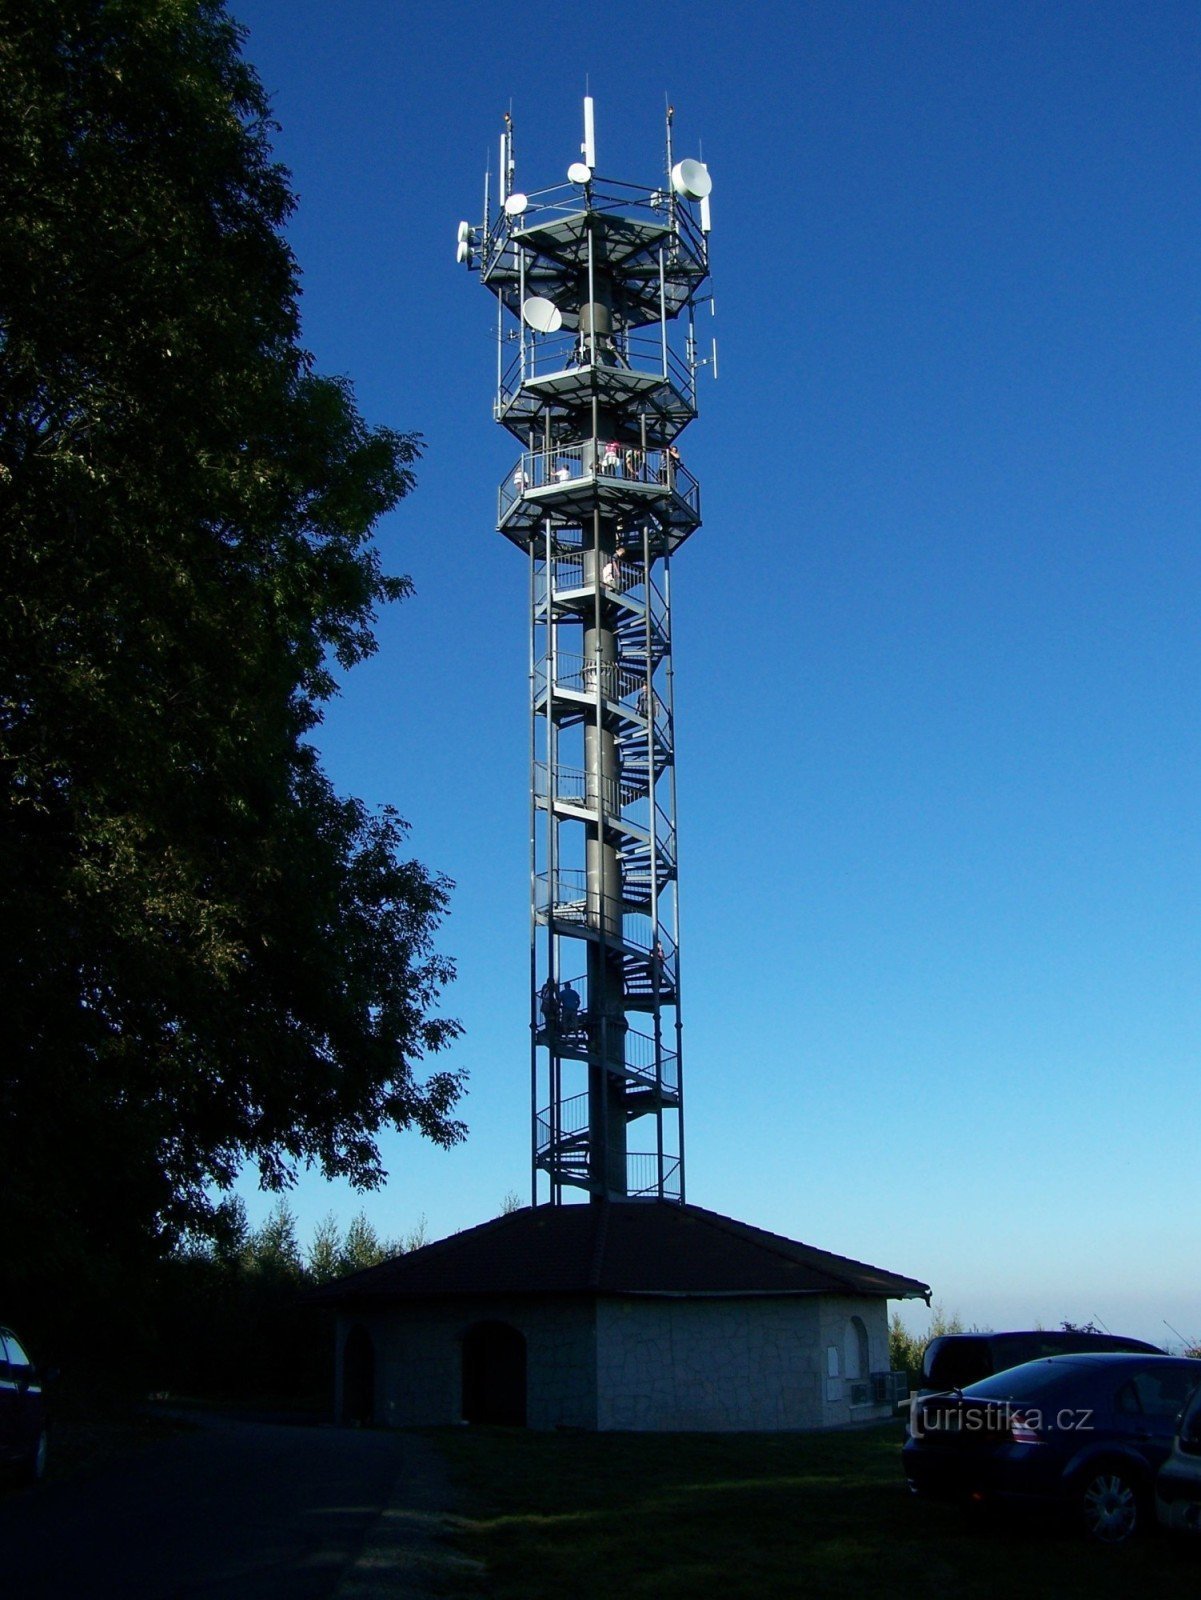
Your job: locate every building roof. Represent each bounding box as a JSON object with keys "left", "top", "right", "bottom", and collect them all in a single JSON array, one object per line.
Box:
[{"left": 310, "top": 1201, "right": 930, "bottom": 1306}]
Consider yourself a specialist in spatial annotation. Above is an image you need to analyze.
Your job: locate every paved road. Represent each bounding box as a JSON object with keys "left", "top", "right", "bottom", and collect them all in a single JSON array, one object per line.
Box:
[{"left": 0, "top": 1412, "right": 478, "bottom": 1599}]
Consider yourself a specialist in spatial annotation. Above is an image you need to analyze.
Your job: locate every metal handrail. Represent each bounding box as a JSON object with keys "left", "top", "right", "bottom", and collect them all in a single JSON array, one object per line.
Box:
[
  {"left": 534, "top": 553, "right": 647, "bottom": 599},
  {"left": 535, "top": 652, "right": 645, "bottom": 705},
  {"left": 534, "top": 760, "right": 646, "bottom": 813},
  {"left": 535, "top": 658, "right": 670, "bottom": 744},
  {"left": 499, "top": 444, "right": 700, "bottom": 523},
  {"left": 532, "top": 546, "right": 669, "bottom": 613},
  {"left": 624, "top": 1028, "right": 679, "bottom": 1091},
  {"left": 484, "top": 177, "right": 707, "bottom": 271},
  {"left": 535, "top": 871, "right": 678, "bottom": 967},
  {"left": 627, "top": 1153, "right": 681, "bottom": 1198},
  {"left": 536, "top": 1091, "right": 590, "bottom": 1154},
  {"left": 498, "top": 331, "right": 697, "bottom": 409}
]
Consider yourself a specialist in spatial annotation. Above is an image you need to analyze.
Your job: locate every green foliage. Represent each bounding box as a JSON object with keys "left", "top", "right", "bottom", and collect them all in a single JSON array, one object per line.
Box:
[
  {"left": 340, "top": 1211, "right": 385, "bottom": 1275},
  {"left": 306, "top": 1213, "right": 343, "bottom": 1287},
  {"left": 401, "top": 1212, "right": 429, "bottom": 1253},
  {"left": 0, "top": 0, "right": 464, "bottom": 1326},
  {"left": 244, "top": 1200, "right": 304, "bottom": 1283},
  {"left": 889, "top": 1311, "right": 923, "bottom": 1380},
  {"left": 153, "top": 1203, "right": 422, "bottom": 1398},
  {"left": 929, "top": 1304, "right": 966, "bottom": 1338}
]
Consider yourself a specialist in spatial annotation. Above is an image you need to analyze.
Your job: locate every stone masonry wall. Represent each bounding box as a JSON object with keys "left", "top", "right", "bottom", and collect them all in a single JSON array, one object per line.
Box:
[
  {"left": 336, "top": 1292, "right": 898, "bottom": 1432},
  {"left": 595, "top": 1296, "right": 827, "bottom": 1431},
  {"left": 336, "top": 1295, "right": 598, "bottom": 1430}
]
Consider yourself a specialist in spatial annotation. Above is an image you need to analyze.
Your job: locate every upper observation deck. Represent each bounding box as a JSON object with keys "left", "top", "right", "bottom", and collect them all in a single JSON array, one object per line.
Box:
[{"left": 479, "top": 178, "right": 710, "bottom": 326}]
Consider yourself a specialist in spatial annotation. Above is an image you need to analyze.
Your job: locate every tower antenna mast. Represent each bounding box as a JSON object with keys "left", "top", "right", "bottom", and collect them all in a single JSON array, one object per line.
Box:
[{"left": 458, "top": 102, "right": 714, "bottom": 1204}]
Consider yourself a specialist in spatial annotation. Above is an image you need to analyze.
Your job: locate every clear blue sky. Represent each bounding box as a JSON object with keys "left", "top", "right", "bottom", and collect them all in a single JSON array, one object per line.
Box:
[{"left": 227, "top": 0, "right": 1200, "bottom": 1347}]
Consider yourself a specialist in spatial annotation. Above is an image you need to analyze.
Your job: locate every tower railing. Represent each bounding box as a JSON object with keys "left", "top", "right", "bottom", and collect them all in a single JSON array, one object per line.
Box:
[
  {"left": 534, "top": 759, "right": 651, "bottom": 814},
  {"left": 534, "top": 871, "right": 677, "bottom": 964},
  {"left": 532, "top": 1017, "right": 679, "bottom": 1094},
  {"left": 534, "top": 759, "right": 676, "bottom": 848},
  {"left": 627, "top": 1153, "right": 681, "bottom": 1199},
  {"left": 534, "top": 652, "right": 643, "bottom": 705},
  {"left": 498, "top": 331, "right": 697, "bottom": 411},
  {"left": 482, "top": 176, "right": 708, "bottom": 278},
  {"left": 499, "top": 446, "right": 699, "bottom": 523},
  {"left": 538, "top": 567, "right": 670, "bottom": 659},
  {"left": 534, "top": 656, "right": 671, "bottom": 732}
]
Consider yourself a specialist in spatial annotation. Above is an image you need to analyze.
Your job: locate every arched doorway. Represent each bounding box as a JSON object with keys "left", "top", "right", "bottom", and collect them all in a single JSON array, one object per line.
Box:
[
  {"left": 844, "top": 1315, "right": 869, "bottom": 1381},
  {"left": 342, "top": 1324, "right": 375, "bottom": 1425},
  {"left": 461, "top": 1320, "right": 527, "bottom": 1426}
]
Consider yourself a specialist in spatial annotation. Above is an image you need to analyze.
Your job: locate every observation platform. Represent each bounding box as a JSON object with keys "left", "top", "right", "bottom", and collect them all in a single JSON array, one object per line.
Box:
[
  {"left": 480, "top": 182, "right": 709, "bottom": 324},
  {"left": 499, "top": 443, "right": 700, "bottom": 554},
  {"left": 495, "top": 334, "right": 697, "bottom": 444}
]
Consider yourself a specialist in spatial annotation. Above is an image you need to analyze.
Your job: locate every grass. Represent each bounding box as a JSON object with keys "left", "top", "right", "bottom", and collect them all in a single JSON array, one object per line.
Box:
[{"left": 433, "top": 1421, "right": 1197, "bottom": 1599}]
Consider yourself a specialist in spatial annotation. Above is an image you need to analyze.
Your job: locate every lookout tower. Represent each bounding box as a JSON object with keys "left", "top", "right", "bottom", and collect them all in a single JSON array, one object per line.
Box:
[{"left": 458, "top": 102, "right": 714, "bottom": 1205}]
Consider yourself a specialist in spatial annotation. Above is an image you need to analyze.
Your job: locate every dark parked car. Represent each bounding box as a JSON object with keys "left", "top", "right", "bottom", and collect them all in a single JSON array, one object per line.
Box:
[
  {"left": 919, "top": 1330, "right": 1163, "bottom": 1396},
  {"left": 0, "top": 1327, "right": 49, "bottom": 1486},
  {"left": 1156, "top": 1375, "right": 1201, "bottom": 1536},
  {"left": 903, "top": 1352, "right": 1201, "bottom": 1544}
]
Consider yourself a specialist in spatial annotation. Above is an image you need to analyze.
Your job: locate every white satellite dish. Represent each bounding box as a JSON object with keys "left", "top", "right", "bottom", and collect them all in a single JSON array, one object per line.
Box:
[
  {"left": 504, "top": 191, "right": 528, "bottom": 217},
  {"left": 456, "top": 220, "right": 471, "bottom": 245},
  {"left": 456, "top": 239, "right": 471, "bottom": 265},
  {"left": 670, "top": 159, "right": 712, "bottom": 201},
  {"left": 567, "top": 161, "right": 591, "bottom": 185},
  {"left": 521, "top": 296, "right": 563, "bottom": 333}
]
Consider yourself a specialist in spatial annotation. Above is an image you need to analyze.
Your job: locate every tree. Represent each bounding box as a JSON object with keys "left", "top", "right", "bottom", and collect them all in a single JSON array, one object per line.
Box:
[
  {"left": 338, "top": 1211, "right": 383, "bottom": 1275},
  {"left": 307, "top": 1213, "right": 343, "bottom": 1287},
  {"left": 0, "top": 0, "right": 464, "bottom": 1328},
  {"left": 244, "top": 1200, "right": 304, "bottom": 1284}
]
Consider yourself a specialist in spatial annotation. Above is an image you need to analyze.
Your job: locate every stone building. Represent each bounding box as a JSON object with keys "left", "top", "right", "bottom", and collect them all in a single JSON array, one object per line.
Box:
[{"left": 316, "top": 1201, "right": 929, "bottom": 1432}]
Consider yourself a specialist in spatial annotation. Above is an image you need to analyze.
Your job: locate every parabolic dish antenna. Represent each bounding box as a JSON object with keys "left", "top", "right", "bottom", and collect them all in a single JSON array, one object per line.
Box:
[
  {"left": 504, "top": 191, "right": 528, "bottom": 217},
  {"left": 456, "top": 239, "right": 471, "bottom": 264},
  {"left": 521, "top": 296, "right": 563, "bottom": 333},
  {"left": 567, "top": 161, "right": 592, "bottom": 185},
  {"left": 670, "top": 159, "right": 712, "bottom": 201},
  {"left": 457, "top": 220, "right": 471, "bottom": 244}
]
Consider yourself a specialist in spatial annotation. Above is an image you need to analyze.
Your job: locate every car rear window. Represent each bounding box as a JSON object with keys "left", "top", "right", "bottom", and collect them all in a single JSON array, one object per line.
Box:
[{"left": 963, "top": 1360, "right": 1085, "bottom": 1402}]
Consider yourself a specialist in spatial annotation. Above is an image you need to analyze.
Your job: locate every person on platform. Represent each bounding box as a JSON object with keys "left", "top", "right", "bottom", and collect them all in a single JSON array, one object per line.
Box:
[
  {"left": 539, "top": 978, "right": 558, "bottom": 1034},
  {"left": 559, "top": 981, "right": 581, "bottom": 1031},
  {"left": 601, "top": 545, "right": 627, "bottom": 590}
]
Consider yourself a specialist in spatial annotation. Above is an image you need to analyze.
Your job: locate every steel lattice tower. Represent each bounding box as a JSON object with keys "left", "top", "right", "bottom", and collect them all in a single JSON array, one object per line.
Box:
[{"left": 460, "top": 102, "right": 713, "bottom": 1204}]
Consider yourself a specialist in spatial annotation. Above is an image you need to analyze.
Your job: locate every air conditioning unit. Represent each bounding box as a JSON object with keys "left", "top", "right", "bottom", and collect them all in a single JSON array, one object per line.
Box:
[
  {"left": 849, "top": 1380, "right": 871, "bottom": 1406},
  {"left": 872, "top": 1370, "right": 909, "bottom": 1406}
]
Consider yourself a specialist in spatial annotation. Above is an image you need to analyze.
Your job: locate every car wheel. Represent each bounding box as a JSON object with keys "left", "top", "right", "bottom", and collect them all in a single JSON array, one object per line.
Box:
[{"left": 1079, "top": 1465, "right": 1144, "bottom": 1545}]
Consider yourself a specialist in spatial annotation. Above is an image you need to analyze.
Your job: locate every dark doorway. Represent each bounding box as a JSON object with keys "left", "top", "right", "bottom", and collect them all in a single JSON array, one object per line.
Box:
[
  {"left": 461, "top": 1321, "right": 527, "bottom": 1426},
  {"left": 342, "top": 1325, "right": 375, "bottom": 1425}
]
